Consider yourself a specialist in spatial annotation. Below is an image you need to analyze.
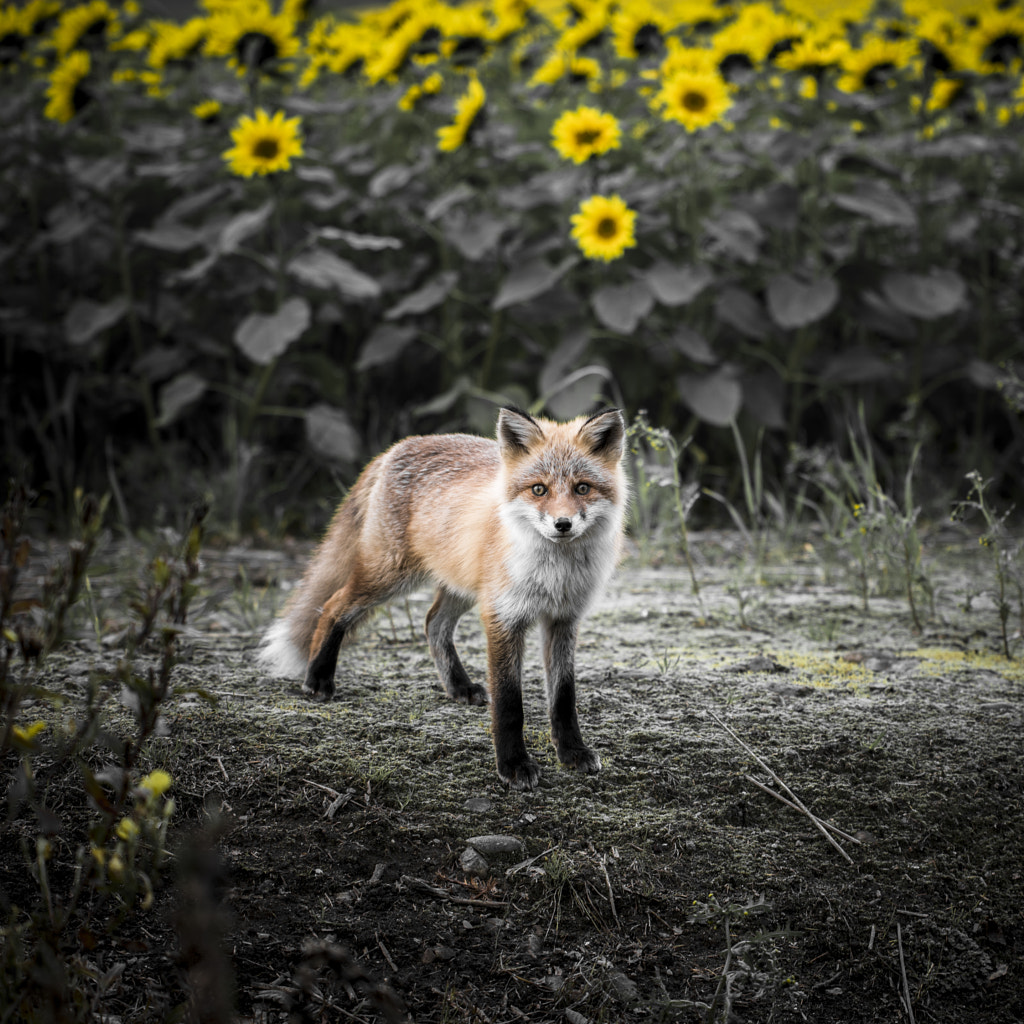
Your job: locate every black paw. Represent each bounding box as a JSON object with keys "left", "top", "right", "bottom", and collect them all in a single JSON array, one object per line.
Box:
[
  {"left": 497, "top": 756, "right": 541, "bottom": 791},
  {"left": 556, "top": 743, "right": 601, "bottom": 774},
  {"left": 302, "top": 670, "right": 335, "bottom": 701},
  {"left": 448, "top": 679, "right": 488, "bottom": 706}
]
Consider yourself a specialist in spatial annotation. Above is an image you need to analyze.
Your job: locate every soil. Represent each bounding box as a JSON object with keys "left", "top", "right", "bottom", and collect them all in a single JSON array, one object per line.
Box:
[{"left": 5, "top": 531, "right": 1024, "bottom": 1023}]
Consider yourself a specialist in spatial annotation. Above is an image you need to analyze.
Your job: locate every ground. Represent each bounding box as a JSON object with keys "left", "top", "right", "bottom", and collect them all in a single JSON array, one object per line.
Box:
[{"left": 5, "top": 531, "right": 1024, "bottom": 1023}]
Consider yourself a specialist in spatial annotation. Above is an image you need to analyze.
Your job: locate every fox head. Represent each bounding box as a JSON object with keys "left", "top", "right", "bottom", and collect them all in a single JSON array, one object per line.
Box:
[{"left": 497, "top": 406, "right": 627, "bottom": 544}]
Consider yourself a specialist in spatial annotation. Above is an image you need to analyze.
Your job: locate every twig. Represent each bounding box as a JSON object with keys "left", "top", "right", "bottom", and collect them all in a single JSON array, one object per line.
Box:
[
  {"left": 302, "top": 778, "right": 342, "bottom": 798},
  {"left": 600, "top": 855, "right": 619, "bottom": 926},
  {"left": 216, "top": 756, "right": 229, "bottom": 781},
  {"left": 709, "top": 711, "right": 853, "bottom": 865},
  {"left": 897, "top": 922, "right": 916, "bottom": 1024},
  {"left": 400, "top": 875, "right": 506, "bottom": 909},
  {"left": 376, "top": 932, "right": 398, "bottom": 973},
  {"left": 744, "top": 775, "right": 862, "bottom": 844}
]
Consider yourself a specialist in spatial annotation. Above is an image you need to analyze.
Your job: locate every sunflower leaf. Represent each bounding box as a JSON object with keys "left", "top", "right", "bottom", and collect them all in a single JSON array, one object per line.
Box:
[
  {"left": 677, "top": 368, "right": 743, "bottom": 427},
  {"left": 218, "top": 202, "right": 273, "bottom": 254},
  {"left": 305, "top": 404, "right": 361, "bottom": 463},
  {"left": 356, "top": 324, "right": 418, "bottom": 371},
  {"left": 644, "top": 262, "right": 714, "bottom": 306},
  {"left": 156, "top": 372, "right": 207, "bottom": 428},
  {"left": 833, "top": 180, "right": 916, "bottom": 227},
  {"left": 766, "top": 273, "right": 840, "bottom": 330},
  {"left": 64, "top": 296, "right": 130, "bottom": 347},
  {"left": 492, "top": 256, "right": 578, "bottom": 311},
  {"left": 591, "top": 281, "right": 654, "bottom": 335},
  {"left": 234, "top": 297, "right": 310, "bottom": 365},
  {"left": 882, "top": 270, "right": 967, "bottom": 320},
  {"left": 384, "top": 271, "right": 458, "bottom": 319},
  {"left": 287, "top": 247, "right": 382, "bottom": 300}
]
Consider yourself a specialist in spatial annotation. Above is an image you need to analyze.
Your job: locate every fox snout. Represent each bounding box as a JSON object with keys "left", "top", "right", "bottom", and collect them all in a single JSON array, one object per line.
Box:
[{"left": 554, "top": 517, "right": 572, "bottom": 534}]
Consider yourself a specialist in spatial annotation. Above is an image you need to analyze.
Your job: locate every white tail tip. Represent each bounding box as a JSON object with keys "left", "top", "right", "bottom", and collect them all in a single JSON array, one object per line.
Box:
[{"left": 257, "top": 617, "right": 307, "bottom": 678}]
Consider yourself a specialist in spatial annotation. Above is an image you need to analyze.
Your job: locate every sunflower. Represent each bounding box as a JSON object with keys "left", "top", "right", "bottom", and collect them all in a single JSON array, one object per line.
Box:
[
  {"left": 653, "top": 68, "right": 732, "bottom": 131},
  {"left": 437, "top": 73, "right": 485, "bottom": 152},
  {"left": 44, "top": 48, "right": 91, "bottom": 122},
  {"left": 836, "top": 35, "right": 919, "bottom": 93},
  {"left": 0, "top": 6, "right": 30, "bottom": 68},
  {"left": 222, "top": 107, "right": 303, "bottom": 177},
  {"left": 147, "top": 17, "right": 208, "bottom": 69},
  {"left": 50, "top": 0, "right": 120, "bottom": 57},
  {"left": 611, "top": 2, "right": 668, "bottom": 60},
  {"left": 551, "top": 105, "right": 621, "bottom": 163},
  {"left": 967, "top": 8, "right": 1024, "bottom": 72},
  {"left": 204, "top": 1, "right": 300, "bottom": 75},
  {"left": 773, "top": 33, "right": 850, "bottom": 77},
  {"left": 192, "top": 98, "right": 221, "bottom": 121},
  {"left": 571, "top": 193, "right": 637, "bottom": 263},
  {"left": 398, "top": 70, "right": 442, "bottom": 110},
  {"left": 529, "top": 49, "right": 603, "bottom": 88}
]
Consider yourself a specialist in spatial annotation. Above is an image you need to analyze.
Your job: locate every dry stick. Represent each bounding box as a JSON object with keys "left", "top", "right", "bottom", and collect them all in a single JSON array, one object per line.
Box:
[
  {"left": 744, "top": 775, "right": 862, "bottom": 845},
  {"left": 600, "top": 855, "right": 619, "bottom": 926},
  {"left": 709, "top": 711, "right": 854, "bottom": 865},
  {"left": 897, "top": 922, "right": 916, "bottom": 1024}
]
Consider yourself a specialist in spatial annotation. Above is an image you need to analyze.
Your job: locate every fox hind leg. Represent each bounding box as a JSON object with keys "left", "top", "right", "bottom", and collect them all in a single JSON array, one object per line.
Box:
[
  {"left": 304, "top": 584, "right": 374, "bottom": 700},
  {"left": 541, "top": 616, "right": 601, "bottom": 774},
  {"left": 425, "top": 587, "right": 485, "bottom": 705}
]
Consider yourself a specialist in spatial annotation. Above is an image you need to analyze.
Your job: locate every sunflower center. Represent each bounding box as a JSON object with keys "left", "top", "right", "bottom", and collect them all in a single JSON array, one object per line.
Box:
[
  {"left": 575, "top": 128, "right": 602, "bottom": 145},
  {"left": 864, "top": 61, "right": 896, "bottom": 89},
  {"left": 236, "top": 31, "right": 278, "bottom": 68},
  {"left": 633, "top": 23, "right": 663, "bottom": 56},
  {"left": 596, "top": 216, "right": 619, "bottom": 239},
  {"left": 984, "top": 32, "right": 1022, "bottom": 66},
  {"left": 253, "top": 137, "right": 280, "bottom": 160},
  {"left": 680, "top": 89, "right": 709, "bottom": 112}
]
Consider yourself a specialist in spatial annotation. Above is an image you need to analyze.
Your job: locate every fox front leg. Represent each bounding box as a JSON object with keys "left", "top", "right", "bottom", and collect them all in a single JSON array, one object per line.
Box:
[
  {"left": 541, "top": 616, "right": 601, "bottom": 774},
  {"left": 482, "top": 613, "right": 540, "bottom": 790}
]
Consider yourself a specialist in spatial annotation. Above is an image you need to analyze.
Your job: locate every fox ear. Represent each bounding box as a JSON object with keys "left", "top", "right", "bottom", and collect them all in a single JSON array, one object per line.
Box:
[
  {"left": 577, "top": 408, "right": 625, "bottom": 460},
  {"left": 497, "top": 406, "right": 544, "bottom": 456}
]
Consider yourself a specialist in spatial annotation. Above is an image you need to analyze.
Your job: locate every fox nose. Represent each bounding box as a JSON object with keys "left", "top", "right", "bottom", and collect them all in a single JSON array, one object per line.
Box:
[{"left": 554, "top": 518, "right": 572, "bottom": 534}]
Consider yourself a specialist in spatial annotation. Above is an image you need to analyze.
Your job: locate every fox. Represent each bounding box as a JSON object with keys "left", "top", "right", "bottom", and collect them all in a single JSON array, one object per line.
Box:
[{"left": 258, "top": 406, "right": 628, "bottom": 790}]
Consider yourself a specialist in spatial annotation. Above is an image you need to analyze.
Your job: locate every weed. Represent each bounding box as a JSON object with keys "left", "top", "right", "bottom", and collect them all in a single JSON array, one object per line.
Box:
[
  {"left": 952, "top": 471, "right": 1023, "bottom": 659},
  {"left": 628, "top": 411, "right": 705, "bottom": 619},
  {"left": 0, "top": 483, "right": 210, "bottom": 1021}
]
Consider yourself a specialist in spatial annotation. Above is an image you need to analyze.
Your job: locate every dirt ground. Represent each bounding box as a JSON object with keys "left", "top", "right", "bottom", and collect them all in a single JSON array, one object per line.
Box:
[{"left": 7, "top": 531, "right": 1024, "bottom": 1023}]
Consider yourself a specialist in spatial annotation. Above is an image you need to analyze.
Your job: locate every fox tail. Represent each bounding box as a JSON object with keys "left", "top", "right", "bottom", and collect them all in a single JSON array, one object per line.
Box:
[{"left": 257, "top": 473, "right": 371, "bottom": 678}]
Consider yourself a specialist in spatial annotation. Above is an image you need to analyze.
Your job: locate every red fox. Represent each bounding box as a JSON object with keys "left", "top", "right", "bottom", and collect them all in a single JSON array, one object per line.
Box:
[{"left": 259, "top": 406, "right": 627, "bottom": 790}]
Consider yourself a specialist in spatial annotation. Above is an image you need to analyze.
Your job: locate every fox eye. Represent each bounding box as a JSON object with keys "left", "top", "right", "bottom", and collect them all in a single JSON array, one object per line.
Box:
[
  {"left": 575, "top": 482, "right": 591, "bottom": 495},
  {"left": 531, "top": 484, "right": 547, "bottom": 496}
]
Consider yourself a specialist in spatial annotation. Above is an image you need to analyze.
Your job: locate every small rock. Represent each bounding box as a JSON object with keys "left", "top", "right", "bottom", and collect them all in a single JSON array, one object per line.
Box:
[
  {"left": 730, "top": 655, "right": 790, "bottom": 674},
  {"left": 565, "top": 1010, "right": 590, "bottom": 1024},
  {"left": 466, "top": 835, "right": 525, "bottom": 859},
  {"left": 460, "top": 847, "right": 489, "bottom": 877},
  {"left": 463, "top": 796, "right": 493, "bottom": 813},
  {"left": 766, "top": 680, "right": 814, "bottom": 697},
  {"left": 608, "top": 969, "right": 639, "bottom": 1003}
]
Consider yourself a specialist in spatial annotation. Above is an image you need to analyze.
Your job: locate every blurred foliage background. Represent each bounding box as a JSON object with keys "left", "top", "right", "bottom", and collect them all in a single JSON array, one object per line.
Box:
[{"left": 3, "top": 0, "right": 1024, "bottom": 535}]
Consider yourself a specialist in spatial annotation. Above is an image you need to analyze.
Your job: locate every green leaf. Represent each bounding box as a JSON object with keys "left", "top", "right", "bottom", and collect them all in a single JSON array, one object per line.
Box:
[
  {"left": 64, "top": 296, "right": 129, "bottom": 346},
  {"left": 234, "top": 297, "right": 310, "bottom": 365},
  {"left": 644, "top": 262, "right": 714, "bottom": 306},
  {"left": 766, "top": 273, "right": 839, "bottom": 330},
  {"left": 156, "top": 372, "right": 207, "bottom": 428},
  {"left": 426, "top": 183, "right": 475, "bottom": 221},
  {"left": 714, "top": 287, "right": 771, "bottom": 341},
  {"left": 704, "top": 210, "right": 763, "bottom": 264},
  {"left": 492, "top": 256, "right": 578, "bottom": 311},
  {"left": 542, "top": 365, "right": 612, "bottom": 420},
  {"left": 134, "top": 223, "right": 205, "bottom": 253},
  {"left": 218, "top": 202, "right": 273, "bottom": 253},
  {"left": 833, "top": 181, "right": 916, "bottom": 227},
  {"left": 384, "top": 271, "right": 458, "bottom": 319},
  {"left": 539, "top": 329, "right": 591, "bottom": 398},
  {"left": 318, "top": 227, "right": 402, "bottom": 251},
  {"left": 306, "top": 403, "right": 360, "bottom": 462},
  {"left": 881, "top": 270, "right": 967, "bottom": 320},
  {"left": 287, "top": 247, "right": 381, "bottom": 300},
  {"left": 369, "top": 163, "right": 416, "bottom": 198},
  {"left": 356, "top": 324, "right": 417, "bottom": 371},
  {"left": 445, "top": 213, "right": 506, "bottom": 261},
  {"left": 677, "top": 368, "right": 743, "bottom": 427},
  {"left": 670, "top": 325, "right": 715, "bottom": 364},
  {"left": 591, "top": 280, "right": 654, "bottom": 335}
]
